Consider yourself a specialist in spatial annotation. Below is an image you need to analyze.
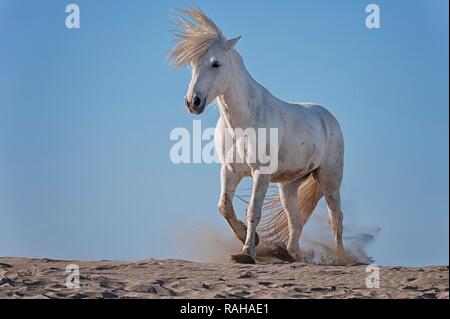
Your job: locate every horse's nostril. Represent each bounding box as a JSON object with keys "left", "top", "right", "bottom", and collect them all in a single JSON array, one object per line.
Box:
[{"left": 193, "top": 96, "right": 201, "bottom": 107}]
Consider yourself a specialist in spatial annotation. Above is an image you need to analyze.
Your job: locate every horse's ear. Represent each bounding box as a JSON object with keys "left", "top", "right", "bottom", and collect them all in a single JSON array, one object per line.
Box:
[{"left": 223, "top": 36, "right": 241, "bottom": 51}]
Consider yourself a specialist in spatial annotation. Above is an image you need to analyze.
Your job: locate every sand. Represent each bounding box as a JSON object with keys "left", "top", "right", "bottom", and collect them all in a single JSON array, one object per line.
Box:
[{"left": 0, "top": 257, "right": 448, "bottom": 299}]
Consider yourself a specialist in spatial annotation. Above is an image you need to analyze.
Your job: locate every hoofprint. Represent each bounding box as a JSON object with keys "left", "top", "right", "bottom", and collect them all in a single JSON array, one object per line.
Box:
[{"left": 170, "top": 8, "right": 349, "bottom": 265}]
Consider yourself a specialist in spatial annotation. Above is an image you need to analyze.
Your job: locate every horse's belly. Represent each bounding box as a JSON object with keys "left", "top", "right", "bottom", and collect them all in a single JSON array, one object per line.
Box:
[
  {"left": 270, "top": 168, "right": 312, "bottom": 183},
  {"left": 270, "top": 139, "right": 324, "bottom": 183},
  {"left": 270, "top": 156, "right": 319, "bottom": 182}
]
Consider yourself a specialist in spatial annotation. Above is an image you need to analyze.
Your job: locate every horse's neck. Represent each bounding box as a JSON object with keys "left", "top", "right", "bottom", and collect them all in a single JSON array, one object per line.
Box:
[{"left": 217, "top": 58, "right": 270, "bottom": 129}]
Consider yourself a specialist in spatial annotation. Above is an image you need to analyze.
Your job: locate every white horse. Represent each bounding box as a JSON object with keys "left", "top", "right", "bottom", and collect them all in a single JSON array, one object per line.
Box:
[{"left": 169, "top": 8, "right": 350, "bottom": 265}]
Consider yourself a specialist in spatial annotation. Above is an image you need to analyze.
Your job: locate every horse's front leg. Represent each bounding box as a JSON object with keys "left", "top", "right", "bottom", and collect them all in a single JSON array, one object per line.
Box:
[
  {"left": 231, "top": 170, "right": 270, "bottom": 264},
  {"left": 217, "top": 165, "right": 247, "bottom": 242}
]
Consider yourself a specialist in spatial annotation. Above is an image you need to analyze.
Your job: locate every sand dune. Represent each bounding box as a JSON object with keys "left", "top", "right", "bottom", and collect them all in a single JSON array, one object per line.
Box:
[{"left": 0, "top": 257, "right": 448, "bottom": 299}]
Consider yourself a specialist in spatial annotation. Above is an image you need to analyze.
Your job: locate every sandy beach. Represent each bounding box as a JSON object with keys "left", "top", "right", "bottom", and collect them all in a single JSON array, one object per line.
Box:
[{"left": 0, "top": 257, "right": 448, "bottom": 299}]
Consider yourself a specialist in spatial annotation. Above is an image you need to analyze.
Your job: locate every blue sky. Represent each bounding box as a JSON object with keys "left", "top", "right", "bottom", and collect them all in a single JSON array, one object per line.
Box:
[{"left": 0, "top": 0, "right": 448, "bottom": 266}]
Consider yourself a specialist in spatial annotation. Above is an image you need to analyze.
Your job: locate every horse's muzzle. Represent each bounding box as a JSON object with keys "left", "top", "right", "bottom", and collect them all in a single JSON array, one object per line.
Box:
[{"left": 184, "top": 94, "right": 206, "bottom": 115}]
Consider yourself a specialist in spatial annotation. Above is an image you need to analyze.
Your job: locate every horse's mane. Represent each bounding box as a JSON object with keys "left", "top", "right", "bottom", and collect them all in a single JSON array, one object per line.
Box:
[{"left": 168, "top": 7, "right": 225, "bottom": 67}]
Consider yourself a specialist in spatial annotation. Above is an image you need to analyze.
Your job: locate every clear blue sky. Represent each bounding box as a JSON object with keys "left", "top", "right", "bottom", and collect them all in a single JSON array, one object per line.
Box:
[{"left": 0, "top": 0, "right": 448, "bottom": 266}]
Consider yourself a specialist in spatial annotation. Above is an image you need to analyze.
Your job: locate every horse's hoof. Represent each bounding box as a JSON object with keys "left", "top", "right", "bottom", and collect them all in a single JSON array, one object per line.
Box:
[
  {"left": 230, "top": 253, "right": 256, "bottom": 264},
  {"left": 238, "top": 220, "right": 260, "bottom": 247},
  {"left": 270, "top": 245, "right": 296, "bottom": 263}
]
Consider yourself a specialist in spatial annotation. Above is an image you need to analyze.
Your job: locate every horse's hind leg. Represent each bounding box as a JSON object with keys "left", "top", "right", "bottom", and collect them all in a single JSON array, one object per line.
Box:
[
  {"left": 313, "top": 116, "right": 350, "bottom": 265},
  {"left": 323, "top": 188, "right": 349, "bottom": 265},
  {"left": 217, "top": 166, "right": 248, "bottom": 244},
  {"left": 278, "top": 180, "right": 304, "bottom": 261},
  {"left": 315, "top": 163, "right": 350, "bottom": 265}
]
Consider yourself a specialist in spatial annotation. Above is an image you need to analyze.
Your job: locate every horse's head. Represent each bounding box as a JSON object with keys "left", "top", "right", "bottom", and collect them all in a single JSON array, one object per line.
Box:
[
  {"left": 184, "top": 37, "right": 240, "bottom": 114},
  {"left": 169, "top": 8, "right": 241, "bottom": 115}
]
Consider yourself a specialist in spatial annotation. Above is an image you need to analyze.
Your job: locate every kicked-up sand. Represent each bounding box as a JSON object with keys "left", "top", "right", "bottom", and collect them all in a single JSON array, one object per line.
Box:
[{"left": 0, "top": 257, "right": 448, "bottom": 299}]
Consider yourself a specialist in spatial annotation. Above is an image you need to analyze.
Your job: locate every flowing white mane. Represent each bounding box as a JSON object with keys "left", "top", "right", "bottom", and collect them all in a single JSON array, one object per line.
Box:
[{"left": 169, "top": 8, "right": 225, "bottom": 67}]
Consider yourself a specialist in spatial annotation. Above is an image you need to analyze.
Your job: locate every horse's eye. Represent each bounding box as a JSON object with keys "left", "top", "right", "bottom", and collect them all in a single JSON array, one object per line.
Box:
[{"left": 211, "top": 61, "right": 221, "bottom": 68}]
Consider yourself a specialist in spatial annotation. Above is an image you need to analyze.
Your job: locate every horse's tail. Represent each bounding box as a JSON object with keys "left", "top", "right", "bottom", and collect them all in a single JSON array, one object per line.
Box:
[{"left": 258, "top": 174, "right": 323, "bottom": 246}]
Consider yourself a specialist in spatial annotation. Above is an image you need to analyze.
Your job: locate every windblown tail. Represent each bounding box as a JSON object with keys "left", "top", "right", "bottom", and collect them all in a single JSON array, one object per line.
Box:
[{"left": 258, "top": 174, "right": 323, "bottom": 246}]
